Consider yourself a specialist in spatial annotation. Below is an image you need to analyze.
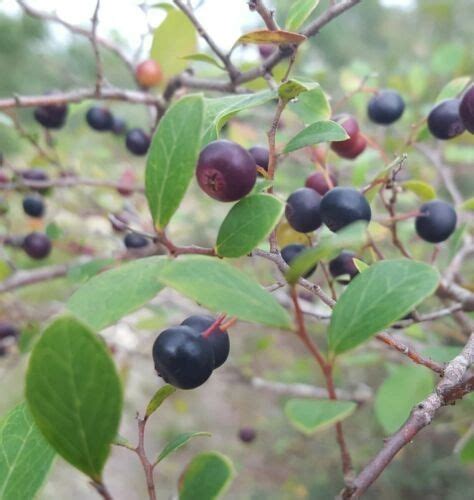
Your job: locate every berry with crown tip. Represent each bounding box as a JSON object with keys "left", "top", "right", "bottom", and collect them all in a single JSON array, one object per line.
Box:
[
  {"left": 415, "top": 200, "right": 457, "bottom": 243},
  {"left": 367, "top": 89, "right": 405, "bottom": 125},
  {"left": 196, "top": 140, "right": 257, "bottom": 202},
  {"left": 305, "top": 171, "right": 337, "bottom": 195},
  {"left": 136, "top": 60, "right": 163, "bottom": 88},
  {"left": 34, "top": 102, "right": 68, "bottom": 129},
  {"left": 238, "top": 427, "right": 256, "bottom": 443},
  {"left": 86, "top": 106, "right": 114, "bottom": 131},
  {"left": 23, "top": 232, "right": 51, "bottom": 259},
  {"left": 320, "top": 187, "right": 371, "bottom": 232},
  {"left": 0, "top": 322, "right": 18, "bottom": 341},
  {"left": 181, "top": 315, "right": 230, "bottom": 369},
  {"left": 281, "top": 244, "right": 316, "bottom": 278},
  {"left": 152, "top": 325, "right": 214, "bottom": 389},
  {"left": 285, "top": 188, "right": 322, "bottom": 233},
  {"left": 248, "top": 146, "right": 269, "bottom": 174},
  {"left": 329, "top": 250, "right": 360, "bottom": 283},
  {"left": 459, "top": 85, "right": 474, "bottom": 134},
  {"left": 124, "top": 233, "right": 149, "bottom": 249},
  {"left": 427, "top": 99, "right": 465, "bottom": 140},
  {"left": 125, "top": 128, "right": 150, "bottom": 156},
  {"left": 22, "top": 194, "right": 45, "bottom": 218}
]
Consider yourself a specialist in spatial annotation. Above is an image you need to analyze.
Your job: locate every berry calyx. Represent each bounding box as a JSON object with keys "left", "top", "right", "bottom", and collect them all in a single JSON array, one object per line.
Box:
[
  {"left": 415, "top": 200, "right": 457, "bottom": 243},
  {"left": 136, "top": 60, "right": 163, "bottom": 88},
  {"left": 305, "top": 171, "right": 337, "bottom": 195},
  {"left": 181, "top": 315, "right": 230, "bottom": 369},
  {"left": 152, "top": 325, "right": 214, "bottom": 389},
  {"left": 23, "top": 232, "right": 52, "bottom": 259},
  {"left": 320, "top": 187, "right": 371, "bottom": 232},
  {"left": 22, "top": 194, "right": 45, "bottom": 218},
  {"left": 281, "top": 244, "right": 316, "bottom": 278},
  {"left": 427, "top": 99, "right": 465, "bottom": 140},
  {"left": 248, "top": 146, "right": 269, "bottom": 174},
  {"left": 86, "top": 106, "right": 114, "bottom": 131},
  {"left": 367, "top": 89, "right": 405, "bottom": 125},
  {"left": 329, "top": 250, "right": 359, "bottom": 283},
  {"left": 125, "top": 128, "right": 150, "bottom": 156},
  {"left": 124, "top": 233, "right": 149, "bottom": 249},
  {"left": 196, "top": 140, "right": 257, "bottom": 202},
  {"left": 459, "top": 85, "right": 474, "bottom": 134},
  {"left": 34, "top": 102, "right": 68, "bottom": 129},
  {"left": 285, "top": 188, "right": 322, "bottom": 233}
]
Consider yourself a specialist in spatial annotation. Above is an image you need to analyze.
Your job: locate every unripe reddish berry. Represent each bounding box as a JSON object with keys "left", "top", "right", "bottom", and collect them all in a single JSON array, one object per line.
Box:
[{"left": 136, "top": 60, "right": 163, "bottom": 88}]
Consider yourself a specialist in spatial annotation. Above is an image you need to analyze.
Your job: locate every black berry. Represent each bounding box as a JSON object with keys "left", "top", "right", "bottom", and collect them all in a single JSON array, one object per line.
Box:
[
  {"left": 238, "top": 427, "right": 256, "bottom": 443},
  {"left": 23, "top": 232, "right": 52, "bottom": 259},
  {"left": 320, "top": 187, "right": 371, "bottom": 232},
  {"left": 152, "top": 325, "right": 214, "bottom": 389},
  {"left": 181, "top": 315, "right": 230, "bottom": 369},
  {"left": 248, "top": 146, "right": 269, "bottom": 173},
  {"left": 0, "top": 322, "right": 18, "bottom": 341},
  {"left": 460, "top": 85, "right": 474, "bottom": 134},
  {"left": 22, "top": 195, "right": 45, "bottom": 218},
  {"left": 329, "top": 251, "right": 359, "bottom": 283},
  {"left": 367, "top": 89, "right": 405, "bottom": 125},
  {"left": 281, "top": 244, "right": 316, "bottom": 278},
  {"left": 34, "top": 102, "right": 68, "bottom": 129},
  {"left": 86, "top": 106, "right": 114, "bottom": 131},
  {"left": 285, "top": 188, "right": 322, "bottom": 233},
  {"left": 196, "top": 140, "right": 257, "bottom": 202},
  {"left": 305, "top": 171, "right": 337, "bottom": 195},
  {"left": 124, "top": 233, "right": 149, "bottom": 249},
  {"left": 415, "top": 200, "right": 457, "bottom": 243},
  {"left": 427, "top": 99, "right": 465, "bottom": 140},
  {"left": 125, "top": 128, "right": 150, "bottom": 156}
]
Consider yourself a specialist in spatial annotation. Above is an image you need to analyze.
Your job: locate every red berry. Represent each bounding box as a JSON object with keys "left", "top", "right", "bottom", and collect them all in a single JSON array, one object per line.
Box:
[{"left": 136, "top": 60, "right": 163, "bottom": 88}]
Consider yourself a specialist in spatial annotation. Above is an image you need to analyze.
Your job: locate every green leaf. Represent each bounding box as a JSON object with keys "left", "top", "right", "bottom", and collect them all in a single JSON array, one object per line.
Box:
[
  {"left": 68, "top": 257, "right": 165, "bottom": 330},
  {"left": 0, "top": 260, "right": 12, "bottom": 281},
  {"left": 422, "top": 346, "right": 461, "bottom": 363},
  {"left": 235, "top": 30, "right": 306, "bottom": 47},
  {"left": 151, "top": 9, "right": 197, "bottom": 80},
  {"left": 459, "top": 435, "right": 474, "bottom": 464},
  {"left": 45, "top": 222, "right": 63, "bottom": 240},
  {"left": 461, "top": 197, "right": 474, "bottom": 211},
  {"left": 278, "top": 79, "right": 318, "bottom": 101},
  {"left": 181, "top": 53, "right": 224, "bottom": 70},
  {"left": 156, "top": 432, "right": 210, "bottom": 464},
  {"left": 155, "top": 256, "right": 292, "bottom": 329},
  {"left": 283, "top": 120, "right": 348, "bottom": 153},
  {"left": 0, "top": 404, "right": 55, "bottom": 500},
  {"left": 402, "top": 180, "right": 436, "bottom": 201},
  {"left": 179, "top": 451, "right": 234, "bottom": 500},
  {"left": 25, "top": 315, "right": 123, "bottom": 480},
  {"left": 375, "top": 365, "right": 433, "bottom": 434},
  {"left": 284, "top": 399, "right": 356, "bottom": 435},
  {"left": 353, "top": 258, "right": 369, "bottom": 273},
  {"left": 146, "top": 95, "right": 204, "bottom": 229},
  {"left": 328, "top": 260, "right": 440, "bottom": 354},
  {"left": 286, "top": 0, "right": 320, "bottom": 31},
  {"left": 435, "top": 76, "right": 470, "bottom": 102},
  {"left": 289, "top": 86, "right": 331, "bottom": 124},
  {"left": 216, "top": 194, "right": 284, "bottom": 258},
  {"left": 145, "top": 385, "right": 176, "bottom": 418},
  {"left": 67, "top": 258, "right": 115, "bottom": 284}
]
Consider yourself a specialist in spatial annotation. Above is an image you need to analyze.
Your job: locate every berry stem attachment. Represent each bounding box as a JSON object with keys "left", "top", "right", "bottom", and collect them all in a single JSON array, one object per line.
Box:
[{"left": 202, "top": 314, "right": 227, "bottom": 339}]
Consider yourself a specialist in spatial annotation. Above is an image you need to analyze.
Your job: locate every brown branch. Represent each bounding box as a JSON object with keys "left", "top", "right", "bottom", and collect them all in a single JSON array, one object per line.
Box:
[
  {"left": 136, "top": 417, "right": 157, "bottom": 500},
  {"left": 248, "top": 0, "right": 279, "bottom": 30},
  {"left": 91, "top": 480, "right": 114, "bottom": 500},
  {"left": 90, "top": 0, "right": 104, "bottom": 94}
]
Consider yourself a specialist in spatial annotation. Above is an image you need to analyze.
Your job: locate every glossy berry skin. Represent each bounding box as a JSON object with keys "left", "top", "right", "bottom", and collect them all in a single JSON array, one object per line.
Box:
[
  {"left": 125, "top": 128, "right": 150, "bottom": 156},
  {"left": 124, "top": 233, "right": 149, "bottom": 249},
  {"left": 136, "top": 60, "right": 163, "bottom": 88},
  {"left": 22, "top": 195, "right": 45, "bottom": 218},
  {"left": 415, "top": 200, "right": 457, "bottom": 243},
  {"left": 152, "top": 326, "right": 214, "bottom": 389},
  {"left": 34, "top": 103, "right": 68, "bottom": 129},
  {"left": 86, "top": 107, "right": 114, "bottom": 131},
  {"left": 281, "top": 244, "right": 316, "bottom": 278},
  {"left": 320, "top": 187, "right": 371, "bottom": 233},
  {"left": 23, "top": 232, "right": 52, "bottom": 260},
  {"left": 238, "top": 427, "right": 256, "bottom": 443},
  {"left": 329, "top": 251, "right": 359, "bottom": 283},
  {"left": 285, "top": 188, "right": 322, "bottom": 233},
  {"left": 248, "top": 146, "right": 269, "bottom": 173},
  {"left": 181, "top": 315, "right": 230, "bottom": 369},
  {"left": 367, "top": 90, "right": 405, "bottom": 125},
  {"left": 305, "top": 171, "right": 337, "bottom": 195},
  {"left": 0, "top": 322, "right": 18, "bottom": 341},
  {"left": 196, "top": 140, "right": 257, "bottom": 202},
  {"left": 427, "top": 99, "right": 465, "bottom": 140},
  {"left": 459, "top": 85, "right": 474, "bottom": 133}
]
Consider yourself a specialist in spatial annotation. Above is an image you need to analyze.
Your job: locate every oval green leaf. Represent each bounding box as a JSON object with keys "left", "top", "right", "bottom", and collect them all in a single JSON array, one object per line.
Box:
[
  {"left": 145, "top": 385, "right": 176, "bottom": 418},
  {"left": 283, "top": 120, "right": 348, "bottom": 153},
  {"left": 286, "top": 0, "right": 320, "bottom": 31},
  {"left": 278, "top": 79, "right": 318, "bottom": 101},
  {"left": 402, "top": 180, "right": 436, "bottom": 201},
  {"left": 216, "top": 194, "right": 284, "bottom": 258},
  {"left": 328, "top": 260, "right": 440, "bottom": 354},
  {"left": 156, "top": 432, "right": 210, "bottom": 464},
  {"left": 26, "top": 315, "right": 123, "bottom": 480},
  {"left": 289, "top": 86, "right": 331, "bottom": 124}
]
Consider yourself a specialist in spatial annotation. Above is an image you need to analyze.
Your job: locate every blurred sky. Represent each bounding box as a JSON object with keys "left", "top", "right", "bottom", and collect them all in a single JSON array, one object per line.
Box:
[{"left": 2, "top": 0, "right": 415, "bottom": 53}]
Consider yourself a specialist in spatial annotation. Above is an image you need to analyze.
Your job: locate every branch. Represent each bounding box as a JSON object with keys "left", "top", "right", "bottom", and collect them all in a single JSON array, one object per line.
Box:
[
  {"left": 0, "top": 263, "right": 71, "bottom": 294},
  {"left": 90, "top": 0, "right": 104, "bottom": 94},
  {"left": 248, "top": 0, "right": 279, "bottom": 30}
]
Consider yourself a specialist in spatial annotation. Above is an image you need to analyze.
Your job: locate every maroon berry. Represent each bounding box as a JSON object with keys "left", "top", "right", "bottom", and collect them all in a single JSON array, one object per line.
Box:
[
  {"left": 460, "top": 85, "right": 474, "bottom": 134},
  {"left": 238, "top": 427, "right": 256, "bottom": 443},
  {"left": 305, "top": 171, "right": 337, "bottom": 195},
  {"left": 196, "top": 140, "right": 257, "bottom": 202},
  {"left": 23, "top": 232, "right": 52, "bottom": 259},
  {"left": 330, "top": 115, "right": 366, "bottom": 159},
  {"left": 427, "top": 99, "right": 465, "bottom": 140},
  {"left": 258, "top": 44, "right": 273, "bottom": 59},
  {"left": 248, "top": 146, "right": 269, "bottom": 173}
]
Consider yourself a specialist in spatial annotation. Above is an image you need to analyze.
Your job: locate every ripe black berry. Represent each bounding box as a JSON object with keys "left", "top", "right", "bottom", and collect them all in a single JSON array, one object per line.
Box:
[
  {"left": 281, "top": 244, "right": 316, "bottom": 278},
  {"left": 22, "top": 195, "right": 45, "bottom": 218},
  {"left": 460, "top": 85, "right": 474, "bottom": 134},
  {"left": 238, "top": 427, "right": 256, "bottom": 443},
  {"left": 125, "top": 128, "right": 150, "bottom": 156},
  {"left": 181, "top": 315, "right": 230, "bottom": 369},
  {"left": 305, "top": 171, "right": 337, "bottom": 195},
  {"left": 367, "top": 89, "right": 405, "bottom": 125},
  {"left": 248, "top": 146, "right": 269, "bottom": 173},
  {"left": 0, "top": 322, "right": 18, "bottom": 341},
  {"left": 34, "top": 102, "right": 68, "bottom": 129},
  {"left": 23, "top": 232, "right": 52, "bottom": 260},
  {"left": 152, "top": 325, "right": 214, "bottom": 389},
  {"left": 415, "top": 200, "right": 457, "bottom": 243},
  {"left": 320, "top": 187, "right": 371, "bottom": 232},
  {"left": 329, "top": 251, "right": 359, "bottom": 283},
  {"left": 196, "top": 140, "right": 257, "bottom": 202},
  {"left": 285, "top": 188, "right": 322, "bottom": 233},
  {"left": 427, "top": 99, "right": 465, "bottom": 140},
  {"left": 86, "top": 106, "right": 114, "bottom": 131},
  {"left": 124, "top": 233, "right": 149, "bottom": 249}
]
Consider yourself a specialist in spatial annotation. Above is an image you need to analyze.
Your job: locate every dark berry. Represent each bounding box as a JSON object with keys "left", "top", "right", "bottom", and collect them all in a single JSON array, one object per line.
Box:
[
  {"left": 136, "top": 60, "right": 163, "bottom": 88},
  {"left": 305, "top": 171, "right": 337, "bottom": 195},
  {"left": 238, "top": 427, "right": 256, "bottom": 443},
  {"left": 248, "top": 146, "right": 269, "bottom": 173},
  {"left": 0, "top": 322, "right": 18, "bottom": 341},
  {"left": 281, "top": 244, "right": 316, "bottom": 278},
  {"left": 367, "top": 89, "right": 405, "bottom": 125},
  {"left": 125, "top": 128, "right": 150, "bottom": 156},
  {"left": 427, "top": 99, "right": 465, "bottom": 140},
  {"left": 23, "top": 232, "right": 52, "bottom": 259},
  {"left": 21, "top": 169, "right": 50, "bottom": 195},
  {"left": 258, "top": 44, "right": 273, "bottom": 59},
  {"left": 285, "top": 188, "right": 322, "bottom": 233},
  {"left": 111, "top": 116, "right": 127, "bottom": 135},
  {"left": 330, "top": 115, "right": 366, "bottom": 159},
  {"left": 124, "top": 233, "right": 149, "bottom": 249},
  {"left": 415, "top": 200, "right": 457, "bottom": 243},
  {"left": 329, "top": 251, "right": 359, "bottom": 283},
  {"left": 22, "top": 195, "right": 45, "bottom": 218},
  {"left": 196, "top": 140, "right": 257, "bottom": 202},
  {"left": 86, "top": 106, "right": 114, "bottom": 131},
  {"left": 181, "top": 315, "right": 230, "bottom": 369},
  {"left": 34, "top": 102, "right": 68, "bottom": 129},
  {"left": 459, "top": 85, "right": 474, "bottom": 134},
  {"left": 320, "top": 187, "right": 371, "bottom": 232},
  {"left": 152, "top": 325, "right": 214, "bottom": 389}
]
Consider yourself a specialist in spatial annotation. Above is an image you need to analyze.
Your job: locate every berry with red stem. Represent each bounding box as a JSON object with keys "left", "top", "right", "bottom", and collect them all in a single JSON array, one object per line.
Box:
[
  {"left": 305, "top": 170, "right": 337, "bottom": 195},
  {"left": 22, "top": 194, "right": 45, "bottom": 218},
  {"left": 135, "top": 60, "right": 163, "bottom": 88},
  {"left": 367, "top": 89, "right": 405, "bottom": 125},
  {"left": 415, "top": 200, "right": 457, "bottom": 243},
  {"left": 281, "top": 244, "right": 316, "bottom": 278},
  {"left": 329, "top": 250, "right": 360, "bottom": 283},
  {"left": 34, "top": 102, "right": 68, "bottom": 129},
  {"left": 23, "top": 232, "right": 52, "bottom": 259},
  {"left": 285, "top": 188, "right": 322, "bottom": 233},
  {"left": 125, "top": 128, "right": 150, "bottom": 156},
  {"left": 124, "top": 233, "right": 149, "bottom": 249},
  {"left": 459, "top": 84, "right": 474, "bottom": 134},
  {"left": 86, "top": 106, "right": 114, "bottom": 131},
  {"left": 427, "top": 99, "right": 465, "bottom": 140},
  {"left": 248, "top": 146, "right": 269, "bottom": 174}
]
